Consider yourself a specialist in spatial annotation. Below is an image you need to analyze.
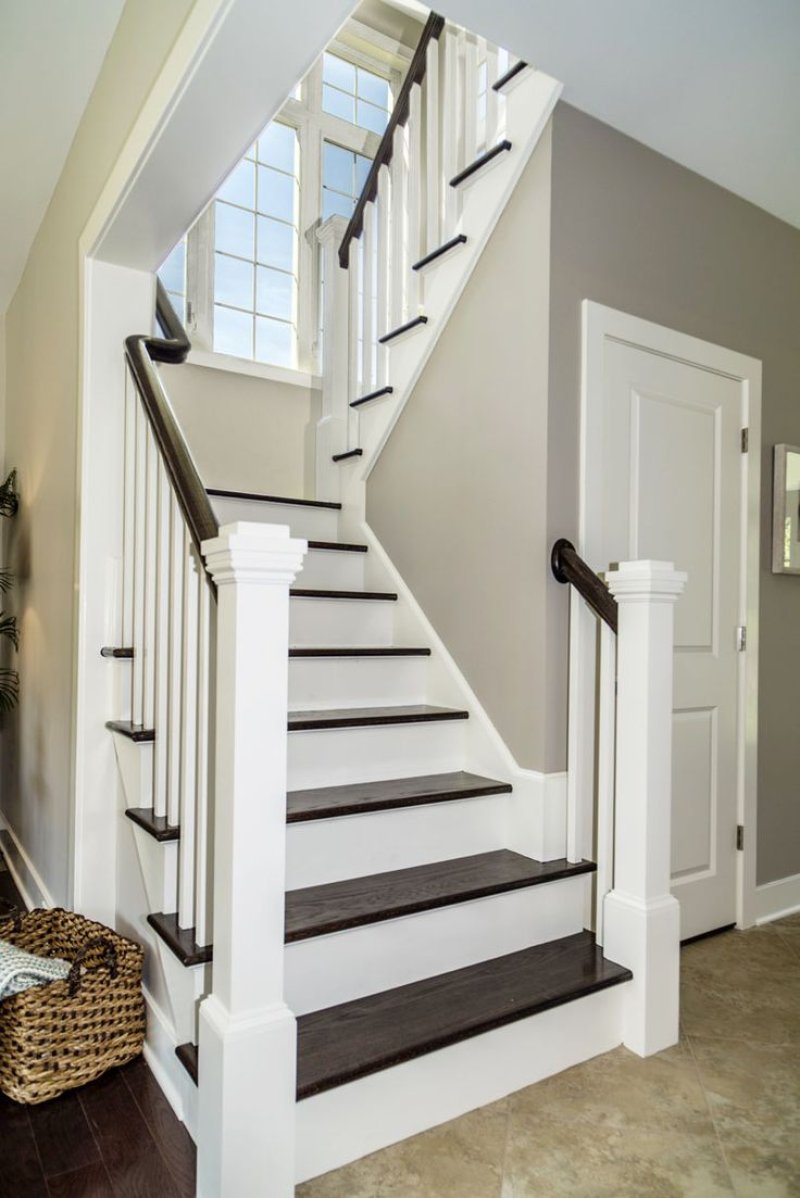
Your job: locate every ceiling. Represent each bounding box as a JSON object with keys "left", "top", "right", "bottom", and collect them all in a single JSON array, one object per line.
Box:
[
  {"left": 0, "top": 0, "right": 124, "bottom": 314},
  {"left": 438, "top": 0, "right": 800, "bottom": 230}
]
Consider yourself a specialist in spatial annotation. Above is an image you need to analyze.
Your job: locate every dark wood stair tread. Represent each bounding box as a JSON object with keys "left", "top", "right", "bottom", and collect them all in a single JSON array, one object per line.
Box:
[
  {"left": 412, "top": 234, "right": 467, "bottom": 271},
  {"left": 289, "top": 647, "right": 430, "bottom": 658},
  {"left": 290, "top": 587, "right": 397, "bottom": 601},
  {"left": 379, "top": 315, "right": 428, "bottom": 345},
  {"left": 100, "top": 646, "right": 133, "bottom": 659},
  {"left": 306, "top": 540, "right": 367, "bottom": 553},
  {"left": 175, "top": 1043, "right": 198, "bottom": 1084},
  {"left": 285, "top": 850, "right": 595, "bottom": 942},
  {"left": 124, "top": 808, "right": 179, "bottom": 842},
  {"left": 492, "top": 60, "right": 528, "bottom": 91},
  {"left": 147, "top": 912, "right": 212, "bottom": 966},
  {"left": 296, "top": 931, "right": 631, "bottom": 1098},
  {"left": 332, "top": 448, "right": 363, "bottom": 462},
  {"left": 450, "top": 140, "right": 512, "bottom": 188},
  {"left": 288, "top": 705, "right": 468, "bottom": 732},
  {"left": 106, "top": 720, "right": 154, "bottom": 743},
  {"left": 351, "top": 385, "right": 394, "bottom": 409},
  {"left": 207, "top": 488, "right": 341, "bottom": 510},
  {"left": 287, "top": 770, "right": 510, "bottom": 822}
]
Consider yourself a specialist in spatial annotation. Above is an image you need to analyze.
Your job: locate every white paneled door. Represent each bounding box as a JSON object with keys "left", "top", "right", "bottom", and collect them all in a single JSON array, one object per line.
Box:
[{"left": 582, "top": 304, "right": 761, "bottom": 940}]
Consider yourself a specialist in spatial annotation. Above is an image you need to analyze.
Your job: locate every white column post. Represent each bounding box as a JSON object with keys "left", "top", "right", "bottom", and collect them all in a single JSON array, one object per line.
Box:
[
  {"left": 603, "top": 560, "right": 686, "bottom": 1057},
  {"left": 197, "top": 522, "right": 307, "bottom": 1198},
  {"left": 315, "top": 214, "right": 351, "bottom": 500}
]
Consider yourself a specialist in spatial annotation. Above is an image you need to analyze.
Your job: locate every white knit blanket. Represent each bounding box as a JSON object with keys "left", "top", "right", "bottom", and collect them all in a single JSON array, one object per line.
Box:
[{"left": 0, "top": 938, "right": 70, "bottom": 1000}]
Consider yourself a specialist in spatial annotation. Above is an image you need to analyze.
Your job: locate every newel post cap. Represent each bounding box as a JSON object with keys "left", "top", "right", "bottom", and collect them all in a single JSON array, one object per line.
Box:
[
  {"left": 605, "top": 559, "right": 687, "bottom": 602},
  {"left": 202, "top": 521, "right": 307, "bottom": 587},
  {"left": 315, "top": 214, "right": 349, "bottom": 248}
]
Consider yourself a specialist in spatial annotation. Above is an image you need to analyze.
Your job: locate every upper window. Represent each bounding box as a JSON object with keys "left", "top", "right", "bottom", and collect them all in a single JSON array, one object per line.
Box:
[
  {"left": 322, "top": 52, "right": 391, "bottom": 134},
  {"left": 322, "top": 142, "right": 372, "bottom": 220}
]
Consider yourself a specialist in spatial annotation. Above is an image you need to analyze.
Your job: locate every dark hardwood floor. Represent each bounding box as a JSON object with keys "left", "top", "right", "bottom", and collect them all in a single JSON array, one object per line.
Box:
[{"left": 0, "top": 853, "right": 196, "bottom": 1197}]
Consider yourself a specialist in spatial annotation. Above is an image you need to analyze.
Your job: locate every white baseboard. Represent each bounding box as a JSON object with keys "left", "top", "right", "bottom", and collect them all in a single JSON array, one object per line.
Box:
[
  {"left": 754, "top": 872, "right": 800, "bottom": 924},
  {"left": 0, "top": 812, "right": 55, "bottom": 910},
  {"left": 141, "top": 984, "right": 196, "bottom": 1135}
]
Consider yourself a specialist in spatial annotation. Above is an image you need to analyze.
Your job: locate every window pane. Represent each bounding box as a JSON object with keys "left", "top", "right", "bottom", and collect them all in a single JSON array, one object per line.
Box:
[
  {"left": 168, "top": 293, "right": 186, "bottom": 324},
  {"left": 323, "top": 142, "right": 354, "bottom": 195},
  {"left": 257, "top": 165, "right": 296, "bottom": 222},
  {"left": 355, "top": 153, "right": 371, "bottom": 193},
  {"left": 357, "top": 99, "right": 388, "bottom": 135},
  {"left": 323, "top": 53, "right": 355, "bottom": 93},
  {"left": 256, "top": 316, "right": 295, "bottom": 368},
  {"left": 214, "top": 253, "right": 254, "bottom": 310},
  {"left": 322, "top": 84, "right": 355, "bottom": 124},
  {"left": 258, "top": 123, "right": 297, "bottom": 175},
  {"left": 257, "top": 216, "right": 295, "bottom": 271},
  {"left": 358, "top": 68, "right": 389, "bottom": 110},
  {"left": 256, "top": 266, "right": 295, "bottom": 321},
  {"left": 216, "top": 159, "right": 255, "bottom": 208},
  {"left": 214, "top": 305, "right": 253, "bottom": 358},
  {"left": 322, "top": 190, "right": 354, "bottom": 220},
  {"left": 215, "top": 201, "right": 254, "bottom": 258},
  {"left": 158, "top": 242, "right": 185, "bottom": 295}
]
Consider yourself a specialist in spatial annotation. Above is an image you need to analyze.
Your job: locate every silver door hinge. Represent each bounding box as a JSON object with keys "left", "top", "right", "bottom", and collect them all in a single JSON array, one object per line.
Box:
[
  {"left": 736, "top": 825, "right": 744, "bottom": 851},
  {"left": 736, "top": 625, "right": 747, "bottom": 651},
  {"left": 741, "top": 428, "right": 749, "bottom": 453}
]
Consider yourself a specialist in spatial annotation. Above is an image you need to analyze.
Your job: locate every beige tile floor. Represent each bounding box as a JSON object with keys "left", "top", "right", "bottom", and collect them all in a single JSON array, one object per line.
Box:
[{"left": 299, "top": 915, "right": 800, "bottom": 1198}]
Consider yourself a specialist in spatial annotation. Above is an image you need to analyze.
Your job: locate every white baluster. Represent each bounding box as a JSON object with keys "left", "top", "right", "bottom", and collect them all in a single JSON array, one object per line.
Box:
[
  {"left": 376, "top": 162, "right": 391, "bottom": 344},
  {"left": 315, "top": 214, "right": 351, "bottom": 498},
  {"left": 390, "top": 129, "right": 407, "bottom": 329},
  {"left": 198, "top": 522, "right": 307, "bottom": 1198},
  {"left": 441, "top": 27, "right": 459, "bottom": 237},
  {"left": 566, "top": 589, "right": 596, "bottom": 863},
  {"left": 485, "top": 44, "right": 500, "bottom": 147},
  {"left": 153, "top": 460, "right": 171, "bottom": 818},
  {"left": 131, "top": 401, "right": 147, "bottom": 727},
  {"left": 166, "top": 498, "right": 185, "bottom": 828},
  {"left": 178, "top": 543, "right": 200, "bottom": 930},
  {"left": 122, "top": 369, "right": 135, "bottom": 652},
  {"left": 424, "top": 39, "right": 440, "bottom": 254},
  {"left": 463, "top": 35, "right": 479, "bottom": 166},
  {"left": 142, "top": 427, "right": 158, "bottom": 733},
  {"left": 594, "top": 619, "right": 617, "bottom": 946},
  {"left": 194, "top": 574, "right": 214, "bottom": 948},
  {"left": 407, "top": 83, "right": 423, "bottom": 313},
  {"left": 362, "top": 204, "right": 376, "bottom": 392},
  {"left": 347, "top": 240, "right": 361, "bottom": 445},
  {"left": 604, "top": 560, "right": 686, "bottom": 1057}
]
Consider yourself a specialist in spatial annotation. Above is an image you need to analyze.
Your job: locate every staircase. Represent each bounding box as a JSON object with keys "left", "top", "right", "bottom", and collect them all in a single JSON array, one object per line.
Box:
[{"left": 107, "top": 16, "right": 684, "bottom": 1196}]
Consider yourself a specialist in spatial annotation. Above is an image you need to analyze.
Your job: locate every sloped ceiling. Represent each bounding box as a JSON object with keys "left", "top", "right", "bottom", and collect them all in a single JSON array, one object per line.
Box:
[{"left": 0, "top": 0, "right": 125, "bottom": 314}]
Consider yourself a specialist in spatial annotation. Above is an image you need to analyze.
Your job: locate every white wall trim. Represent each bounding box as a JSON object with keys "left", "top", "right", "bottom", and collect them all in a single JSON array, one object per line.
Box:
[
  {"left": 580, "top": 300, "right": 762, "bottom": 930},
  {"left": 186, "top": 348, "right": 322, "bottom": 390},
  {"left": 0, "top": 811, "right": 56, "bottom": 910},
  {"left": 754, "top": 872, "right": 800, "bottom": 925},
  {"left": 141, "top": 985, "right": 188, "bottom": 1126}
]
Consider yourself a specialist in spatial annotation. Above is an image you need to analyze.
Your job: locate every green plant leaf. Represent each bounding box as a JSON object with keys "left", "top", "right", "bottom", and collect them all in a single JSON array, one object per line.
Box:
[
  {"left": 0, "top": 469, "right": 18, "bottom": 518},
  {"left": 0, "top": 668, "right": 19, "bottom": 711},
  {"left": 0, "top": 614, "right": 18, "bottom": 649}
]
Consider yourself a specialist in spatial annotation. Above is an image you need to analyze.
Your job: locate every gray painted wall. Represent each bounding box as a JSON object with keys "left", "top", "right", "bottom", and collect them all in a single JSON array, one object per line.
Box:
[
  {"left": 368, "top": 127, "right": 554, "bottom": 768},
  {"left": 548, "top": 102, "right": 800, "bottom": 886}
]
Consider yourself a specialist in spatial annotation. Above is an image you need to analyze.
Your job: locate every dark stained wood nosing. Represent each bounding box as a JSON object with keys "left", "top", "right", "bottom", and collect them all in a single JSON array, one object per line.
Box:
[
  {"left": 207, "top": 488, "right": 341, "bottom": 511},
  {"left": 551, "top": 538, "right": 618, "bottom": 633},
  {"left": 101, "top": 646, "right": 134, "bottom": 659},
  {"left": 379, "top": 315, "right": 428, "bottom": 345},
  {"left": 285, "top": 850, "right": 594, "bottom": 942},
  {"left": 175, "top": 1043, "right": 198, "bottom": 1085},
  {"left": 147, "top": 912, "right": 212, "bottom": 966},
  {"left": 288, "top": 704, "right": 469, "bottom": 732},
  {"left": 289, "top": 646, "right": 429, "bottom": 658},
  {"left": 106, "top": 720, "right": 155, "bottom": 743},
  {"left": 287, "top": 770, "right": 511, "bottom": 823},
  {"left": 307, "top": 539, "right": 367, "bottom": 553},
  {"left": 290, "top": 587, "right": 397, "bottom": 601},
  {"left": 296, "top": 931, "right": 631, "bottom": 1098},
  {"left": 492, "top": 60, "right": 528, "bottom": 91},
  {"left": 331, "top": 448, "right": 363, "bottom": 463},
  {"left": 412, "top": 234, "right": 468, "bottom": 271},
  {"left": 350, "top": 385, "right": 394, "bottom": 409},
  {"left": 125, "top": 808, "right": 180, "bottom": 842},
  {"left": 339, "top": 12, "right": 445, "bottom": 267},
  {"left": 450, "top": 139, "right": 513, "bottom": 188}
]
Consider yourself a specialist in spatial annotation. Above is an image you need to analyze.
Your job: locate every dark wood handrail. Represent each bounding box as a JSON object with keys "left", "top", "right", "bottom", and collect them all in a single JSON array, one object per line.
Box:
[
  {"left": 551, "top": 539, "right": 618, "bottom": 634},
  {"left": 124, "top": 281, "right": 219, "bottom": 567},
  {"left": 338, "top": 11, "right": 445, "bottom": 269}
]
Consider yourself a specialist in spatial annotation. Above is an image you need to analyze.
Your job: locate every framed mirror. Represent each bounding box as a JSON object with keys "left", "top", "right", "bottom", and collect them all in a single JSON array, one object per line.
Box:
[{"left": 772, "top": 444, "right": 800, "bottom": 573}]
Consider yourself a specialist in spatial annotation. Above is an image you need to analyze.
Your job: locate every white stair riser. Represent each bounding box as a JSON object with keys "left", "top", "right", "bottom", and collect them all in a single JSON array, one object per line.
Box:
[
  {"left": 285, "top": 793, "right": 509, "bottom": 888},
  {"left": 295, "top": 984, "right": 625, "bottom": 1184},
  {"left": 289, "top": 597, "right": 395, "bottom": 647},
  {"left": 210, "top": 496, "right": 340, "bottom": 542},
  {"left": 287, "top": 720, "right": 467, "bottom": 790},
  {"left": 286, "top": 875, "right": 586, "bottom": 1015},
  {"left": 288, "top": 654, "right": 428, "bottom": 710},
  {"left": 295, "top": 549, "right": 365, "bottom": 590}
]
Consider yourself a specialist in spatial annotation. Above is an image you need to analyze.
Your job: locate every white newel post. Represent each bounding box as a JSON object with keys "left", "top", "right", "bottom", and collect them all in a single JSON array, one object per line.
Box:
[
  {"left": 315, "top": 215, "right": 351, "bottom": 500},
  {"left": 603, "top": 560, "right": 686, "bottom": 1058},
  {"left": 197, "top": 522, "right": 307, "bottom": 1198}
]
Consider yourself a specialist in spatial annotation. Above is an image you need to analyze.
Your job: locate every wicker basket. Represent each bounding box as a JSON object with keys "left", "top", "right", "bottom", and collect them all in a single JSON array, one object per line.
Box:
[{"left": 0, "top": 904, "right": 145, "bottom": 1104}]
